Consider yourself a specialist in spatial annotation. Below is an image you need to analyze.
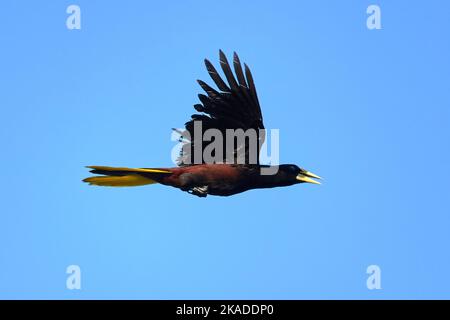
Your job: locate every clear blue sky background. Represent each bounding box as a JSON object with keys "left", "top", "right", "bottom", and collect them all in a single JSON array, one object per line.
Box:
[{"left": 1, "top": 1, "right": 449, "bottom": 299}]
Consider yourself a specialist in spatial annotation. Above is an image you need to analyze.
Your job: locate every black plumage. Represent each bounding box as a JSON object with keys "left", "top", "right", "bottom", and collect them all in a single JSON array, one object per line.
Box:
[{"left": 177, "top": 50, "right": 265, "bottom": 166}]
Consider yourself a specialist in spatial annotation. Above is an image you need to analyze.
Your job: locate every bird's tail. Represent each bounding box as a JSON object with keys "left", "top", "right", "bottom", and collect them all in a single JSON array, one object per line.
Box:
[{"left": 83, "top": 166, "right": 172, "bottom": 187}]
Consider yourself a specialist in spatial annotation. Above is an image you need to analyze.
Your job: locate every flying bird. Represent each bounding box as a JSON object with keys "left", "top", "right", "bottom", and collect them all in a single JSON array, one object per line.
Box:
[{"left": 83, "top": 51, "right": 321, "bottom": 197}]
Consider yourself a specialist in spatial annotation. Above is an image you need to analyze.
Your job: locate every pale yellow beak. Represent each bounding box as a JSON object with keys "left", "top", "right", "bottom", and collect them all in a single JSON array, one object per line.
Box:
[{"left": 296, "top": 171, "right": 322, "bottom": 185}]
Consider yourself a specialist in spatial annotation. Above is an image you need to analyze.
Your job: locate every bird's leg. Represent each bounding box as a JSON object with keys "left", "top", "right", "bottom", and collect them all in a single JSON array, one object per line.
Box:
[{"left": 188, "top": 185, "right": 209, "bottom": 197}]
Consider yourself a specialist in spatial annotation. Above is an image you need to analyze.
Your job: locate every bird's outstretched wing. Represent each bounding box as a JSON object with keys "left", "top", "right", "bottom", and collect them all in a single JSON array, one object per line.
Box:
[{"left": 176, "top": 50, "right": 265, "bottom": 166}]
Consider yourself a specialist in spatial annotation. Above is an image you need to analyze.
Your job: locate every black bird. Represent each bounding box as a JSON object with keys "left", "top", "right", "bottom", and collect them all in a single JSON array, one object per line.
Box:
[{"left": 83, "top": 50, "right": 321, "bottom": 197}]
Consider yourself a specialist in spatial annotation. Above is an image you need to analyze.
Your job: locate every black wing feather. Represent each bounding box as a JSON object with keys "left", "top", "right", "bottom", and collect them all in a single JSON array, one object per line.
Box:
[
  {"left": 205, "top": 59, "right": 231, "bottom": 93},
  {"left": 233, "top": 52, "right": 247, "bottom": 87},
  {"left": 244, "top": 63, "right": 262, "bottom": 119},
  {"left": 177, "top": 51, "right": 265, "bottom": 166},
  {"left": 219, "top": 50, "right": 240, "bottom": 93}
]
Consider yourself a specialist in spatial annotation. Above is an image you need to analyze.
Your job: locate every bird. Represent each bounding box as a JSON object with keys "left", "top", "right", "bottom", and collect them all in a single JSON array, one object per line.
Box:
[{"left": 83, "top": 50, "right": 321, "bottom": 197}]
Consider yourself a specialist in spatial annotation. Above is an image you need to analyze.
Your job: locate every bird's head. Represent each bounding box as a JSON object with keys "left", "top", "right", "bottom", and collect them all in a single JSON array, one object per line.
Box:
[{"left": 277, "top": 164, "right": 322, "bottom": 185}]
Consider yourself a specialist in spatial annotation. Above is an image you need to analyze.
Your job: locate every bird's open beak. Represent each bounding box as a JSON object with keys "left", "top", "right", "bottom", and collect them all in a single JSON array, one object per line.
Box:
[{"left": 296, "top": 171, "right": 322, "bottom": 185}]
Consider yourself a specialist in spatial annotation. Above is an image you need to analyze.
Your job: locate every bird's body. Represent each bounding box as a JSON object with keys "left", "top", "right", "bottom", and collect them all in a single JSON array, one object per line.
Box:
[
  {"left": 83, "top": 51, "right": 321, "bottom": 197},
  {"left": 160, "top": 164, "right": 319, "bottom": 197},
  {"left": 160, "top": 164, "right": 249, "bottom": 196}
]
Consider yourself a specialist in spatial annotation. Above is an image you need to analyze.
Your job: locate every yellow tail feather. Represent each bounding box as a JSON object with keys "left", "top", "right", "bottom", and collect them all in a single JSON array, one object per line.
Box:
[
  {"left": 83, "top": 174, "right": 156, "bottom": 187},
  {"left": 83, "top": 165, "right": 172, "bottom": 187}
]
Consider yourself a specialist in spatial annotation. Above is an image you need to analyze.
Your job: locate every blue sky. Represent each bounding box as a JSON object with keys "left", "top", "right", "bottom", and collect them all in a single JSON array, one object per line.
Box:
[{"left": 1, "top": 0, "right": 449, "bottom": 299}]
